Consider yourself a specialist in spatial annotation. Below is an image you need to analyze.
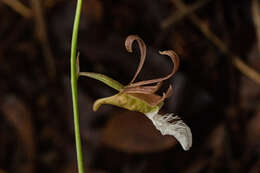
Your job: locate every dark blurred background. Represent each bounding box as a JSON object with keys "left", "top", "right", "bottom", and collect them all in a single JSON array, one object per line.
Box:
[{"left": 1, "top": 0, "right": 260, "bottom": 172}]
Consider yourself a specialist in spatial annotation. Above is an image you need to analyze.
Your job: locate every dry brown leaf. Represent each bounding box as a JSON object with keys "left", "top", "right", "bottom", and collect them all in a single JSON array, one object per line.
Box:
[
  {"left": 102, "top": 110, "right": 176, "bottom": 153},
  {"left": 1, "top": 96, "right": 35, "bottom": 173}
]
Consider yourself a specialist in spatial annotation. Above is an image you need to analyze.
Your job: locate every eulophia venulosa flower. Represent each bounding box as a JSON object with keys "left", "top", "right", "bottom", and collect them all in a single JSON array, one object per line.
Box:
[{"left": 78, "top": 35, "right": 192, "bottom": 150}]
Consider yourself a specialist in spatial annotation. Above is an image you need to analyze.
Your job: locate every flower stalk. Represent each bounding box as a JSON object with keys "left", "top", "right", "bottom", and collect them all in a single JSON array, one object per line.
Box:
[{"left": 70, "top": 0, "right": 84, "bottom": 173}]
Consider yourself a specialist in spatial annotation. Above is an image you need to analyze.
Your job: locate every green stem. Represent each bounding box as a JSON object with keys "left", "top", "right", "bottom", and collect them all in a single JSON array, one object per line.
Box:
[{"left": 70, "top": 0, "right": 84, "bottom": 173}]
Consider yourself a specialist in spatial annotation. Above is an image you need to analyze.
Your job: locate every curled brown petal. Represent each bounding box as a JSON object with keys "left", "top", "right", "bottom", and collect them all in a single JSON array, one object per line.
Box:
[
  {"left": 164, "top": 85, "right": 173, "bottom": 99},
  {"left": 128, "top": 85, "right": 173, "bottom": 106},
  {"left": 129, "top": 93, "right": 163, "bottom": 106},
  {"left": 125, "top": 35, "right": 147, "bottom": 84},
  {"left": 122, "top": 82, "right": 163, "bottom": 94},
  {"left": 128, "top": 50, "right": 180, "bottom": 87},
  {"left": 151, "top": 85, "right": 173, "bottom": 106}
]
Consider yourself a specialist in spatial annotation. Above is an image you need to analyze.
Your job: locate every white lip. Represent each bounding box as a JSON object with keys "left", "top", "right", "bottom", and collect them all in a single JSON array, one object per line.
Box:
[{"left": 145, "top": 110, "right": 192, "bottom": 151}]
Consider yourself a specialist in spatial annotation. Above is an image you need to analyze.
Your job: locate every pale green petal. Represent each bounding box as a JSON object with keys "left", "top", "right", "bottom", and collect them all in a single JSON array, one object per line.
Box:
[{"left": 79, "top": 72, "right": 124, "bottom": 91}]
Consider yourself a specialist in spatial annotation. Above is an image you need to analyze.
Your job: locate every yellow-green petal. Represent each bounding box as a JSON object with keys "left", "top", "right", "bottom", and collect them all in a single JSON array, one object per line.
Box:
[{"left": 93, "top": 93, "right": 161, "bottom": 114}]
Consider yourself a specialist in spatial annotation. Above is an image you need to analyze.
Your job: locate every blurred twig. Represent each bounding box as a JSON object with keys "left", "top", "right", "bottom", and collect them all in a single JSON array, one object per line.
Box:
[
  {"left": 170, "top": 0, "right": 260, "bottom": 85},
  {"left": 252, "top": 0, "right": 260, "bottom": 54},
  {"left": 29, "top": 0, "right": 56, "bottom": 79},
  {"left": 161, "top": 0, "right": 211, "bottom": 29},
  {"left": 1, "top": 0, "right": 32, "bottom": 18}
]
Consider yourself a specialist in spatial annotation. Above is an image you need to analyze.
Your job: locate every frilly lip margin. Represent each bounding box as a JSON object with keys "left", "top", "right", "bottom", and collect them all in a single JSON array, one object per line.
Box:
[{"left": 145, "top": 110, "right": 192, "bottom": 151}]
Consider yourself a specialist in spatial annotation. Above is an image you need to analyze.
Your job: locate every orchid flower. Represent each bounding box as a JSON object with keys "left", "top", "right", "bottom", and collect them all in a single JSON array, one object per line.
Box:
[{"left": 78, "top": 35, "right": 192, "bottom": 151}]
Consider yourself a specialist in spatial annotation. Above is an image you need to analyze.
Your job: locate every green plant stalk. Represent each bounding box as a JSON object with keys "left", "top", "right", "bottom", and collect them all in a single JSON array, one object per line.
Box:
[{"left": 70, "top": 0, "right": 84, "bottom": 173}]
